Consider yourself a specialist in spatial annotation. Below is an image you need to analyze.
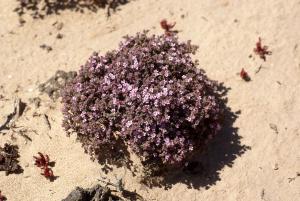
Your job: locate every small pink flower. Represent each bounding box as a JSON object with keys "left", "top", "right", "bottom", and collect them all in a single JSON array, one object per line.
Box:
[{"left": 126, "top": 120, "right": 133, "bottom": 127}]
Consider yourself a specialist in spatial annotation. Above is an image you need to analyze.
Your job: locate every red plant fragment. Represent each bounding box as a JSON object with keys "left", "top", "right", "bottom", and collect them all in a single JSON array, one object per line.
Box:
[
  {"left": 0, "top": 191, "right": 6, "bottom": 201},
  {"left": 240, "top": 68, "right": 251, "bottom": 81},
  {"left": 160, "top": 19, "right": 176, "bottom": 36},
  {"left": 33, "top": 152, "right": 49, "bottom": 168},
  {"left": 33, "top": 152, "right": 54, "bottom": 180},
  {"left": 41, "top": 166, "right": 54, "bottom": 179},
  {"left": 254, "top": 37, "right": 272, "bottom": 61}
]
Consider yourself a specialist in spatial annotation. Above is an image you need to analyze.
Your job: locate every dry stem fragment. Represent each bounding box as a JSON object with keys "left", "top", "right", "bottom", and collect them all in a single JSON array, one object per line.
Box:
[{"left": 0, "top": 98, "right": 26, "bottom": 132}]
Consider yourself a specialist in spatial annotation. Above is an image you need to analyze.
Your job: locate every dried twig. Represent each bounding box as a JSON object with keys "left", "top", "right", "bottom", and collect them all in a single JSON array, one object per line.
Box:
[
  {"left": 0, "top": 98, "right": 26, "bottom": 132},
  {"left": 43, "top": 114, "right": 51, "bottom": 130},
  {"left": 98, "top": 173, "right": 145, "bottom": 201},
  {"left": 99, "top": 177, "right": 125, "bottom": 192},
  {"left": 288, "top": 172, "right": 300, "bottom": 183},
  {"left": 8, "top": 127, "right": 37, "bottom": 143},
  {"left": 255, "top": 65, "right": 264, "bottom": 74},
  {"left": 17, "top": 130, "right": 32, "bottom": 142}
]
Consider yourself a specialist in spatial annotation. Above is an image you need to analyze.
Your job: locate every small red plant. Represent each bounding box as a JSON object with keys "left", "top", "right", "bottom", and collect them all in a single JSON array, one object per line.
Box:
[
  {"left": 34, "top": 152, "right": 49, "bottom": 168},
  {"left": 240, "top": 68, "right": 250, "bottom": 81},
  {"left": 0, "top": 191, "right": 6, "bottom": 201},
  {"left": 160, "top": 19, "right": 176, "bottom": 36},
  {"left": 41, "top": 166, "right": 54, "bottom": 179},
  {"left": 33, "top": 152, "right": 54, "bottom": 180},
  {"left": 254, "top": 37, "right": 272, "bottom": 61}
]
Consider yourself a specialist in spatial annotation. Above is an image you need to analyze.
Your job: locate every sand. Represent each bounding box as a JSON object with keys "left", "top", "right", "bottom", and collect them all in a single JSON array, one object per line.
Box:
[{"left": 0, "top": 0, "right": 300, "bottom": 200}]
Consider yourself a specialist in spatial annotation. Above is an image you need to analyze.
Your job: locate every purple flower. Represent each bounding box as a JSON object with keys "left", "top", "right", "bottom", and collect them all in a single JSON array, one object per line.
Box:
[
  {"left": 126, "top": 120, "right": 133, "bottom": 127},
  {"left": 145, "top": 126, "right": 150, "bottom": 131},
  {"left": 61, "top": 31, "right": 223, "bottom": 167},
  {"left": 153, "top": 111, "right": 160, "bottom": 117}
]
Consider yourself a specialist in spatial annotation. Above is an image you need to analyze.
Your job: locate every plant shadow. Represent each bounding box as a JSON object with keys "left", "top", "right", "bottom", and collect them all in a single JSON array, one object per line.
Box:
[
  {"left": 14, "top": 0, "right": 129, "bottom": 20},
  {"left": 144, "top": 83, "right": 251, "bottom": 189},
  {"left": 94, "top": 138, "right": 133, "bottom": 174},
  {"left": 49, "top": 175, "right": 59, "bottom": 182}
]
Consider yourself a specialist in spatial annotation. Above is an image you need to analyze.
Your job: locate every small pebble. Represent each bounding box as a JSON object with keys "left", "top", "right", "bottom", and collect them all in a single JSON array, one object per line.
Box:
[
  {"left": 269, "top": 123, "right": 278, "bottom": 134},
  {"left": 40, "top": 44, "right": 53, "bottom": 52},
  {"left": 56, "top": 33, "right": 63, "bottom": 39},
  {"left": 54, "top": 22, "right": 64, "bottom": 31}
]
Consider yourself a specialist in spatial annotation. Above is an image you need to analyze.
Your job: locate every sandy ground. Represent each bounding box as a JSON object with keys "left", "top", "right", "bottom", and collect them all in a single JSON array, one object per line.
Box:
[{"left": 0, "top": 0, "right": 300, "bottom": 200}]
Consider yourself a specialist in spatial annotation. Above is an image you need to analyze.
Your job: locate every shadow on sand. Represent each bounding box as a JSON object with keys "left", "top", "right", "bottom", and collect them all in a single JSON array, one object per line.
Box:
[{"left": 14, "top": 0, "right": 129, "bottom": 19}]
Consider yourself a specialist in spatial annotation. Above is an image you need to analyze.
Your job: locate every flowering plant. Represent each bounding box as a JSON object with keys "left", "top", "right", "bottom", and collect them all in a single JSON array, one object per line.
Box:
[{"left": 62, "top": 31, "right": 223, "bottom": 166}]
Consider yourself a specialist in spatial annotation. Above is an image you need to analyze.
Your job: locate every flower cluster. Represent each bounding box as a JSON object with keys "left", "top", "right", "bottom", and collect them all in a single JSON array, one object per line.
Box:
[{"left": 62, "top": 31, "right": 223, "bottom": 166}]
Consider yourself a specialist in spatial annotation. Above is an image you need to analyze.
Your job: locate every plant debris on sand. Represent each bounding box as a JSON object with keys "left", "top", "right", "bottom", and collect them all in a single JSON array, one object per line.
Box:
[
  {"left": 62, "top": 31, "right": 223, "bottom": 173},
  {"left": 0, "top": 144, "right": 22, "bottom": 175},
  {"left": 33, "top": 152, "right": 55, "bottom": 180},
  {"left": 14, "top": 0, "right": 129, "bottom": 19},
  {"left": 240, "top": 68, "right": 251, "bottom": 81},
  {"left": 254, "top": 37, "right": 272, "bottom": 61},
  {"left": 39, "top": 70, "right": 77, "bottom": 100},
  {"left": 160, "top": 19, "right": 177, "bottom": 36},
  {"left": 62, "top": 185, "right": 121, "bottom": 201},
  {"left": 63, "top": 183, "right": 144, "bottom": 201},
  {"left": 0, "top": 98, "right": 26, "bottom": 132},
  {"left": 0, "top": 191, "right": 6, "bottom": 201}
]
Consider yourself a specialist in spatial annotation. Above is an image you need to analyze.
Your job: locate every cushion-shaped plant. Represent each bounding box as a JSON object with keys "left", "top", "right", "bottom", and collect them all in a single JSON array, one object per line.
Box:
[{"left": 62, "top": 31, "right": 223, "bottom": 166}]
